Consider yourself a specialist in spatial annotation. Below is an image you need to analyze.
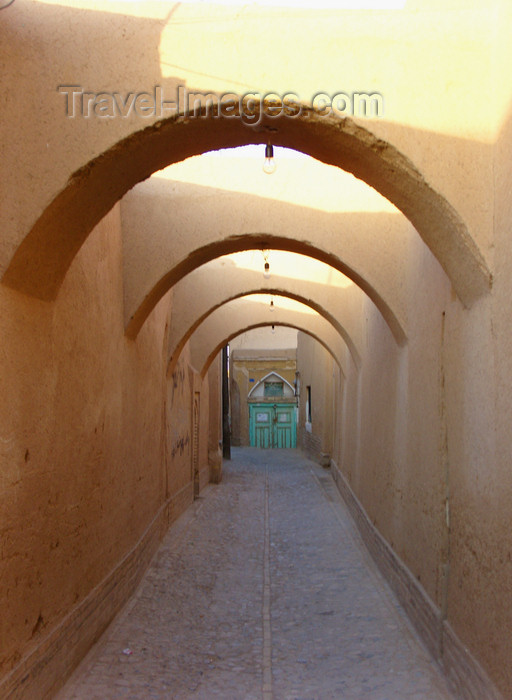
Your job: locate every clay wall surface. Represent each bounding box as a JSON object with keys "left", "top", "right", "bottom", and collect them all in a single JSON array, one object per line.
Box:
[
  {"left": 296, "top": 332, "right": 334, "bottom": 463},
  {"left": 207, "top": 354, "right": 223, "bottom": 483},
  {"left": 0, "top": 204, "right": 163, "bottom": 682},
  {"left": 166, "top": 347, "right": 193, "bottom": 499},
  {"left": 296, "top": 210, "right": 508, "bottom": 694},
  {"left": 0, "top": 205, "right": 214, "bottom": 696},
  {"left": 198, "top": 371, "right": 211, "bottom": 492}
]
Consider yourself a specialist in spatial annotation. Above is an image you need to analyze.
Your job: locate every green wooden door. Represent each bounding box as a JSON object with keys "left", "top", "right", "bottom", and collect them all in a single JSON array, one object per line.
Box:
[
  {"left": 249, "top": 403, "right": 296, "bottom": 448},
  {"left": 274, "top": 404, "right": 295, "bottom": 448},
  {"left": 250, "top": 405, "right": 273, "bottom": 448}
]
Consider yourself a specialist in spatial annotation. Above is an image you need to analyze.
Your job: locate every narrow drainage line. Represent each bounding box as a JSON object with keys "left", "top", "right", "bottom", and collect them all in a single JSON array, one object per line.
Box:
[{"left": 262, "top": 464, "right": 273, "bottom": 700}]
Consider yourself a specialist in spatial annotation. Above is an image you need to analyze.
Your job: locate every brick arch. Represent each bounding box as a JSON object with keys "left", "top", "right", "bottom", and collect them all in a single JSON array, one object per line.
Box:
[{"left": 2, "top": 104, "right": 491, "bottom": 312}]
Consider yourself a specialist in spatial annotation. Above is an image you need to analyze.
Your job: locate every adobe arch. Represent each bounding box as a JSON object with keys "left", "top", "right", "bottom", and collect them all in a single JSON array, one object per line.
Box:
[
  {"left": 185, "top": 296, "right": 349, "bottom": 379},
  {"left": 167, "top": 266, "right": 363, "bottom": 372},
  {"left": 121, "top": 180, "right": 408, "bottom": 346},
  {"left": 2, "top": 105, "right": 491, "bottom": 311},
  {"left": 199, "top": 323, "right": 343, "bottom": 382}
]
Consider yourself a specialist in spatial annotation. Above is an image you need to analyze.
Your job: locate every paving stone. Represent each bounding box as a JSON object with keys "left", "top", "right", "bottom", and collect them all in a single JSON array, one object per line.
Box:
[{"left": 57, "top": 448, "right": 455, "bottom": 700}]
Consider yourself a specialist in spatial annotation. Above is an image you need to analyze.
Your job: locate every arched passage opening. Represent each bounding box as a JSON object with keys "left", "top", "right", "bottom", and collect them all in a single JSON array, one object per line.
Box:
[
  {"left": 167, "top": 287, "right": 362, "bottom": 375},
  {"left": 123, "top": 227, "right": 407, "bottom": 346},
  {"left": 199, "top": 322, "right": 342, "bottom": 381},
  {"left": 2, "top": 105, "right": 491, "bottom": 312},
  {"left": 185, "top": 293, "right": 346, "bottom": 380}
]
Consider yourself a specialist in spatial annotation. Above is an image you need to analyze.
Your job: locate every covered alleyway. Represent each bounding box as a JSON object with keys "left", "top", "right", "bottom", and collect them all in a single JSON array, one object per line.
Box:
[{"left": 58, "top": 449, "right": 454, "bottom": 700}]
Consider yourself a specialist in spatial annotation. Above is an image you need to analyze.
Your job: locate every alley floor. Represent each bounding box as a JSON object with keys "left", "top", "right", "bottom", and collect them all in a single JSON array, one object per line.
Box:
[{"left": 58, "top": 449, "right": 455, "bottom": 700}]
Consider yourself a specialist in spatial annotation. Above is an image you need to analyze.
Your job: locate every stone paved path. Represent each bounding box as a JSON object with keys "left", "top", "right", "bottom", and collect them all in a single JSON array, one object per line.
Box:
[{"left": 58, "top": 448, "right": 455, "bottom": 700}]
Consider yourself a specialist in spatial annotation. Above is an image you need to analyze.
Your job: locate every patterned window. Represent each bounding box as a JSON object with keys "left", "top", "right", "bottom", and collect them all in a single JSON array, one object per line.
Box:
[{"left": 264, "top": 381, "right": 284, "bottom": 397}]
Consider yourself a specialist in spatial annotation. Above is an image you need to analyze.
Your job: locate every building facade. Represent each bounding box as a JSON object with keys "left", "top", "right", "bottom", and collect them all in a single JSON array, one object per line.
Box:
[{"left": 231, "top": 346, "right": 298, "bottom": 448}]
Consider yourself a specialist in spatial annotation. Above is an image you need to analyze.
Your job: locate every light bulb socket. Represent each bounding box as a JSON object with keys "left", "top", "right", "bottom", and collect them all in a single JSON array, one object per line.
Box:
[
  {"left": 264, "top": 261, "right": 271, "bottom": 279},
  {"left": 263, "top": 143, "right": 276, "bottom": 174}
]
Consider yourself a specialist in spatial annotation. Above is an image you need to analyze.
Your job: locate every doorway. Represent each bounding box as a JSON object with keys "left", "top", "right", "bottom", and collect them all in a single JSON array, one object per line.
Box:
[{"left": 249, "top": 403, "right": 297, "bottom": 448}]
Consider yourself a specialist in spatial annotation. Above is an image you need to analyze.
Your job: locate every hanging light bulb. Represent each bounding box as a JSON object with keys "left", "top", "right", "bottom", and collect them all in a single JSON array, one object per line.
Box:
[
  {"left": 263, "top": 142, "right": 276, "bottom": 175},
  {"left": 271, "top": 325, "right": 275, "bottom": 334},
  {"left": 269, "top": 298, "right": 274, "bottom": 312},
  {"left": 262, "top": 249, "right": 271, "bottom": 279}
]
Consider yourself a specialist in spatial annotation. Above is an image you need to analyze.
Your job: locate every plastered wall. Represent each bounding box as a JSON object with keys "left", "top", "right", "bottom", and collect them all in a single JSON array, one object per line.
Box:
[
  {"left": 0, "top": 205, "right": 219, "bottom": 696},
  {"left": 296, "top": 211, "right": 510, "bottom": 696},
  {"left": 296, "top": 332, "right": 335, "bottom": 463}
]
